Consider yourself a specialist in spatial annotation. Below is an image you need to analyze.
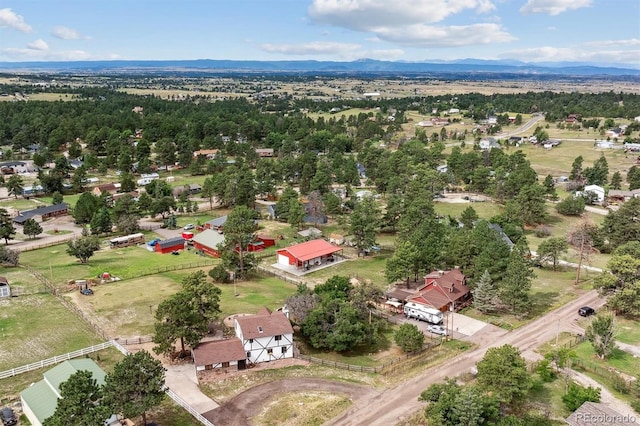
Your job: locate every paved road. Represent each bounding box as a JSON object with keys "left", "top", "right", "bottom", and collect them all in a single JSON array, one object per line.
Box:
[{"left": 325, "top": 289, "right": 627, "bottom": 426}]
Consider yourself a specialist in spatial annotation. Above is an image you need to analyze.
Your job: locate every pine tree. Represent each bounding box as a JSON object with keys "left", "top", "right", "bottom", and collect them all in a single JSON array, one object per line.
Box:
[
  {"left": 473, "top": 270, "right": 499, "bottom": 313},
  {"left": 499, "top": 241, "right": 535, "bottom": 314}
]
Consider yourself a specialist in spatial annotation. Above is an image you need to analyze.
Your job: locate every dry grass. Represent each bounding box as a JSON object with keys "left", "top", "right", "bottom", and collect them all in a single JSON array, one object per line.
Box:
[{"left": 252, "top": 391, "right": 352, "bottom": 426}]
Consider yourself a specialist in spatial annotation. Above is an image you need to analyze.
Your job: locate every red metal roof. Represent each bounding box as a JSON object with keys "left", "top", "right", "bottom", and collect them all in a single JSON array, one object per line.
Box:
[{"left": 277, "top": 239, "right": 341, "bottom": 262}]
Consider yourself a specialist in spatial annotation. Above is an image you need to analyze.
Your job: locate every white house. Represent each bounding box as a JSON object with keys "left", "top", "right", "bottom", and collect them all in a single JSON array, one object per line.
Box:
[
  {"left": 234, "top": 308, "right": 294, "bottom": 364},
  {"left": 582, "top": 184, "right": 606, "bottom": 204}
]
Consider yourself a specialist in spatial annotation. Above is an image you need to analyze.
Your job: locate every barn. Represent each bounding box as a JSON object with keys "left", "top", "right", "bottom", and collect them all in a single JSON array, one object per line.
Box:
[
  {"left": 192, "top": 338, "right": 247, "bottom": 373},
  {"left": 192, "top": 229, "right": 225, "bottom": 257},
  {"left": 13, "top": 203, "right": 68, "bottom": 225},
  {"left": 155, "top": 236, "right": 185, "bottom": 254},
  {"left": 276, "top": 239, "right": 342, "bottom": 271},
  {"left": 204, "top": 215, "right": 227, "bottom": 231}
]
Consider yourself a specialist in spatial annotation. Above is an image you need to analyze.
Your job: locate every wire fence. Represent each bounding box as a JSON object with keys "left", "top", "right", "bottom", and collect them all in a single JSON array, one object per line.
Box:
[
  {"left": 297, "top": 342, "right": 437, "bottom": 375},
  {"left": 22, "top": 265, "right": 112, "bottom": 340},
  {"left": 115, "top": 336, "right": 154, "bottom": 346}
]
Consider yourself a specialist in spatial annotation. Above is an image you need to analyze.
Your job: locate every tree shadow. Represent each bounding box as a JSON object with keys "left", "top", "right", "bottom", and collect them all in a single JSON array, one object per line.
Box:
[{"left": 528, "top": 291, "right": 560, "bottom": 318}]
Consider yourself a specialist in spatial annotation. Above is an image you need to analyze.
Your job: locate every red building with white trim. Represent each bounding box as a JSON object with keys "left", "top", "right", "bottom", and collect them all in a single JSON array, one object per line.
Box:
[{"left": 276, "top": 239, "right": 341, "bottom": 270}]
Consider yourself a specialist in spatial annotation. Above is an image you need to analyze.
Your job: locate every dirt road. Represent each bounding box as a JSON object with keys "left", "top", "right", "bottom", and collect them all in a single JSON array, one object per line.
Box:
[
  {"left": 325, "top": 289, "right": 639, "bottom": 426},
  {"left": 203, "top": 378, "right": 380, "bottom": 426}
]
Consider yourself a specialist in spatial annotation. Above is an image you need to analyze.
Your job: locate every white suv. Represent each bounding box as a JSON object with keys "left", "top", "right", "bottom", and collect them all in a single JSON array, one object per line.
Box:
[{"left": 427, "top": 324, "right": 447, "bottom": 336}]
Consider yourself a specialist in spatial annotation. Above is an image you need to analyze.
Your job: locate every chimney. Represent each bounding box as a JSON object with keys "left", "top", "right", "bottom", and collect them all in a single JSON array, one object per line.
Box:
[{"left": 450, "top": 283, "right": 455, "bottom": 293}]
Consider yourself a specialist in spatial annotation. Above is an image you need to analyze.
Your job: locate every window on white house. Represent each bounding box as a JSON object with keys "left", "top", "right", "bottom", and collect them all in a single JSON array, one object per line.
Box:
[
  {"left": 249, "top": 338, "right": 253, "bottom": 344},
  {"left": 281, "top": 346, "right": 287, "bottom": 354},
  {"left": 246, "top": 351, "right": 251, "bottom": 358},
  {"left": 267, "top": 348, "right": 273, "bottom": 355},
  {"left": 274, "top": 335, "right": 282, "bottom": 341}
]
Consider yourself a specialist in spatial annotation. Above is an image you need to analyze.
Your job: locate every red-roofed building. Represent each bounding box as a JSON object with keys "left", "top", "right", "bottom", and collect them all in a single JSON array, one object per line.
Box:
[
  {"left": 276, "top": 239, "right": 342, "bottom": 270},
  {"left": 192, "top": 338, "right": 247, "bottom": 373},
  {"left": 234, "top": 308, "right": 294, "bottom": 364},
  {"left": 406, "top": 269, "right": 471, "bottom": 312}
]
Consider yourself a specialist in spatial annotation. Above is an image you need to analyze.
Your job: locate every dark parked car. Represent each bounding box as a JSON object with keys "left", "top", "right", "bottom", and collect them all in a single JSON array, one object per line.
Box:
[
  {"left": 0, "top": 407, "right": 17, "bottom": 426},
  {"left": 578, "top": 306, "right": 595, "bottom": 317},
  {"left": 80, "top": 288, "right": 94, "bottom": 296}
]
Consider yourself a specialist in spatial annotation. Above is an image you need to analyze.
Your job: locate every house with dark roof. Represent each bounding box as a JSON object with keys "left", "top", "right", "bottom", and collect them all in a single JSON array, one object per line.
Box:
[
  {"left": 20, "top": 358, "right": 107, "bottom": 426},
  {"left": 406, "top": 269, "right": 471, "bottom": 312},
  {"left": 155, "top": 236, "right": 185, "bottom": 254},
  {"left": 12, "top": 203, "right": 68, "bottom": 224},
  {"left": 192, "top": 338, "right": 247, "bottom": 373},
  {"left": 234, "top": 308, "right": 294, "bottom": 364},
  {"left": 276, "top": 239, "right": 341, "bottom": 271}
]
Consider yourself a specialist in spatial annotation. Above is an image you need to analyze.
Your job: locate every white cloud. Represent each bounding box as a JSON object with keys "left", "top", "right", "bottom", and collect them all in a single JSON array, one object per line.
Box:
[
  {"left": 1, "top": 48, "right": 91, "bottom": 60},
  {"left": 374, "top": 23, "right": 516, "bottom": 47},
  {"left": 499, "top": 46, "right": 640, "bottom": 67},
  {"left": 27, "top": 39, "right": 49, "bottom": 51},
  {"left": 367, "top": 49, "right": 405, "bottom": 60},
  {"left": 585, "top": 38, "right": 640, "bottom": 47},
  {"left": 309, "top": 0, "right": 496, "bottom": 29},
  {"left": 307, "top": 1, "right": 512, "bottom": 49},
  {"left": 261, "top": 41, "right": 361, "bottom": 56},
  {"left": 0, "top": 8, "right": 32, "bottom": 32},
  {"left": 52, "top": 26, "right": 83, "bottom": 40},
  {"left": 520, "top": 0, "right": 592, "bottom": 16}
]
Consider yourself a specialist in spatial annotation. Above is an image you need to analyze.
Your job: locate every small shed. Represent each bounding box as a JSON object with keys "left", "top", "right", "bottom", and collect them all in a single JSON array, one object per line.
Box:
[
  {"left": 328, "top": 233, "right": 344, "bottom": 245},
  {"left": 155, "top": 237, "right": 185, "bottom": 254},
  {"left": 0, "top": 276, "right": 10, "bottom": 298}
]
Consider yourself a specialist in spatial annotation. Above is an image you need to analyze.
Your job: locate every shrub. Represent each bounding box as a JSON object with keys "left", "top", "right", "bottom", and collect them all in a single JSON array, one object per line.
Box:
[
  {"left": 611, "top": 374, "right": 629, "bottom": 394},
  {"left": 208, "top": 264, "right": 231, "bottom": 283},
  {"left": 534, "top": 225, "right": 552, "bottom": 238},
  {"left": 556, "top": 196, "right": 586, "bottom": 216},
  {"left": 562, "top": 381, "right": 601, "bottom": 411},
  {"left": 394, "top": 323, "right": 425, "bottom": 353}
]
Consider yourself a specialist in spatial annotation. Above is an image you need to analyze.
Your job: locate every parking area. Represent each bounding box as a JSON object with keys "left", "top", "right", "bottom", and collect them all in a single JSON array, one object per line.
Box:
[{"left": 397, "top": 311, "right": 500, "bottom": 341}]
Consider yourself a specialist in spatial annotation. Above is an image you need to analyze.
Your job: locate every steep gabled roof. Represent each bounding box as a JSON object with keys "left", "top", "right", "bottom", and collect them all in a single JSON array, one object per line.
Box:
[{"left": 235, "top": 311, "right": 293, "bottom": 340}]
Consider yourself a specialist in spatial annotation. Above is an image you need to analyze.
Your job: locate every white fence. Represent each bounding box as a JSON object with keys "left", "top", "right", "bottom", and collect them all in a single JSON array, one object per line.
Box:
[
  {"left": 0, "top": 341, "right": 114, "bottom": 379},
  {"left": 0, "top": 340, "right": 216, "bottom": 426},
  {"left": 165, "top": 389, "right": 215, "bottom": 426}
]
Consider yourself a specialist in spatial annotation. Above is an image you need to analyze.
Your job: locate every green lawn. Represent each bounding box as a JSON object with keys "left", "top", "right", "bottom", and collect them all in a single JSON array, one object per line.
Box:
[
  {"left": 19, "top": 240, "right": 218, "bottom": 287},
  {"left": 615, "top": 316, "right": 640, "bottom": 346},
  {"left": 434, "top": 201, "right": 503, "bottom": 220},
  {"left": 0, "top": 198, "right": 45, "bottom": 211},
  {"left": 301, "top": 251, "right": 392, "bottom": 287},
  {"left": 572, "top": 341, "right": 640, "bottom": 378},
  {"left": 0, "top": 267, "right": 48, "bottom": 295},
  {"left": 462, "top": 268, "right": 591, "bottom": 329},
  {"left": 0, "top": 294, "right": 103, "bottom": 370}
]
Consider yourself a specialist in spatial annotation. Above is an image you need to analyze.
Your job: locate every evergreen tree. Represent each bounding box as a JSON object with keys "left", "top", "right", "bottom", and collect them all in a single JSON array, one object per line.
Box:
[
  {"left": 500, "top": 241, "right": 535, "bottom": 314},
  {"left": 103, "top": 351, "right": 166, "bottom": 426},
  {"left": 473, "top": 270, "right": 499, "bottom": 313},
  {"left": 0, "top": 208, "right": 16, "bottom": 244},
  {"left": 23, "top": 218, "right": 43, "bottom": 239},
  {"left": 43, "top": 370, "right": 108, "bottom": 426},
  {"left": 287, "top": 198, "right": 305, "bottom": 230},
  {"left": 610, "top": 171, "right": 622, "bottom": 190},
  {"left": 90, "top": 207, "right": 113, "bottom": 235},
  {"left": 349, "top": 196, "right": 380, "bottom": 254},
  {"left": 542, "top": 175, "right": 558, "bottom": 200}
]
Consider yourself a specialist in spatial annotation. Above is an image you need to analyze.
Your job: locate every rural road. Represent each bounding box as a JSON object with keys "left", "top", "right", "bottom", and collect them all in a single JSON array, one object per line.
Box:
[{"left": 325, "top": 289, "right": 637, "bottom": 425}]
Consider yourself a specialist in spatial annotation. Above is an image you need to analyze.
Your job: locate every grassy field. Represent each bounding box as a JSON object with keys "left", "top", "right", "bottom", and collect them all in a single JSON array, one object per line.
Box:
[
  {"left": 19, "top": 240, "right": 219, "bottom": 287},
  {"left": 0, "top": 198, "right": 45, "bottom": 211},
  {"left": 0, "top": 293, "right": 103, "bottom": 370},
  {"left": 462, "top": 268, "right": 592, "bottom": 330},
  {"left": 301, "top": 251, "right": 391, "bottom": 287}
]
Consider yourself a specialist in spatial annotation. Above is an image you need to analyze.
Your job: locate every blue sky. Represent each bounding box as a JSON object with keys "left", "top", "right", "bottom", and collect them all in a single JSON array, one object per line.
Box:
[{"left": 0, "top": 0, "right": 638, "bottom": 67}]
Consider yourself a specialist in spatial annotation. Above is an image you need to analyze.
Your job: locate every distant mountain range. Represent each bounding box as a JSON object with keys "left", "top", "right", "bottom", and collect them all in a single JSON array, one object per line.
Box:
[{"left": 0, "top": 58, "right": 638, "bottom": 77}]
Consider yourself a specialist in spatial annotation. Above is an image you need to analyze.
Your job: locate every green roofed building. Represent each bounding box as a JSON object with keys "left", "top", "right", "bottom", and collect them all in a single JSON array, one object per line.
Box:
[{"left": 20, "top": 358, "right": 107, "bottom": 426}]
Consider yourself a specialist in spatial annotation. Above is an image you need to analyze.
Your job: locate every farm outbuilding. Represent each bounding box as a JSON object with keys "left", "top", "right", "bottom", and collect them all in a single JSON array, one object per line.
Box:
[
  {"left": 204, "top": 215, "right": 227, "bottom": 231},
  {"left": 192, "top": 338, "right": 247, "bottom": 373},
  {"left": 0, "top": 276, "right": 10, "bottom": 297},
  {"left": 192, "top": 229, "right": 225, "bottom": 257},
  {"left": 155, "top": 236, "right": 185, "bottom": 253},
  {"left": 12, "top": 203, "right": 68, "bottom": 224},
  {"left": 20, "top": 358, "right": 107, "bottom": 426},
  {"left": 276, "top": 239, "right": 341, "bottom": 271}
]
